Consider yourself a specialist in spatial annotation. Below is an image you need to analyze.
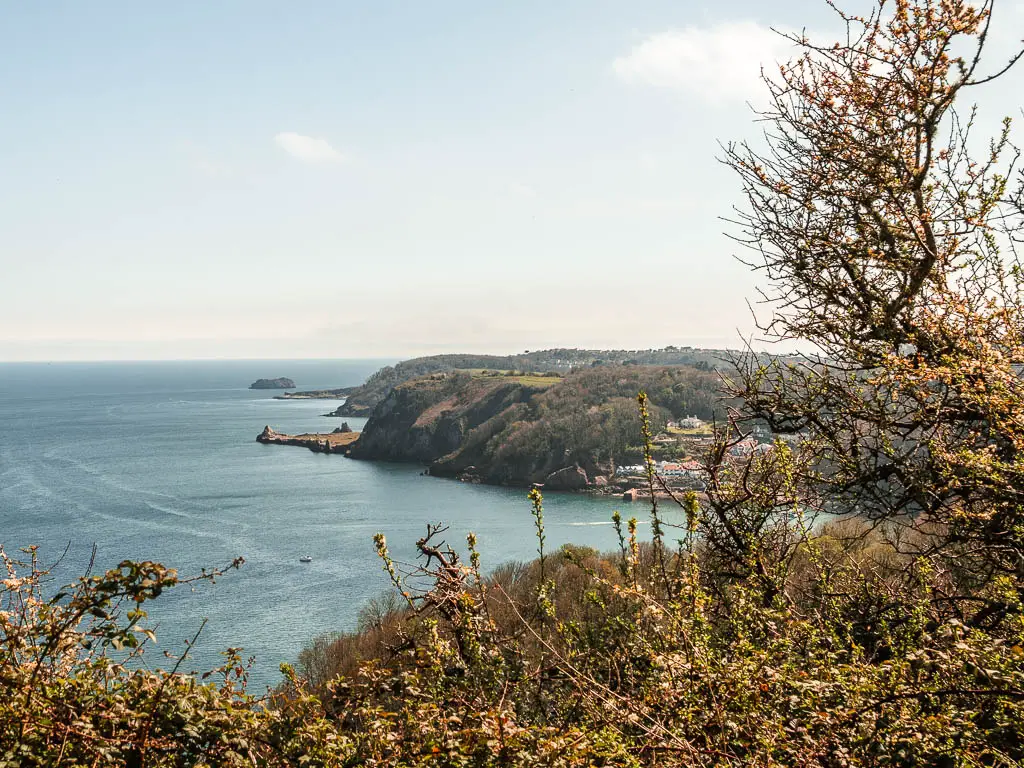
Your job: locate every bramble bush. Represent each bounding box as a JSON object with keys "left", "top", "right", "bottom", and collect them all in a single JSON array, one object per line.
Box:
[{"left": 0, "top": 547, "right": 353, "bottom": 766}]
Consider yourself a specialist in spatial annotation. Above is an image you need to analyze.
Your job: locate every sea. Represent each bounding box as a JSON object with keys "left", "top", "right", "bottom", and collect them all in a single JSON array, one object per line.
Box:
[{"left": 0, "top": 360, "right": 649, "bottom": 690}]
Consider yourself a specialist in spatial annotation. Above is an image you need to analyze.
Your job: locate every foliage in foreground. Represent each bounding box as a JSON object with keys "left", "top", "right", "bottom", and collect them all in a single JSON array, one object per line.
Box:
[
  {"left": 293, "top": 485, "right": 1024, "bottom": 766},
  {"left": 0, "top": 548, "right": 369, "bottom": 766},
  {"left": 4, "top": 499, "right": 1024, "bottom": 766}
]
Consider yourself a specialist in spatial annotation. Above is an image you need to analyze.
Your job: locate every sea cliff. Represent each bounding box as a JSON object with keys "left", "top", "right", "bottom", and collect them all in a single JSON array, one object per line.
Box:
[
  {"left": 349, "top": 365, "right": 720, "bottom": 489},
  {"left": 349, "top": 373, "right": 543, "bottom": 465}
]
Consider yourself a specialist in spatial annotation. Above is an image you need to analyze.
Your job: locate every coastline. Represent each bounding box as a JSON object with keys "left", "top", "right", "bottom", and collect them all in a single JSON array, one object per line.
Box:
[
  {"left": 273, "top": 388, "right": 354, "bottom": 400},
  {"left": 254, "top": 426, "right": 690, "bottom": 502},
  {"left": 257, "top": 354, "right": 723, "bottom": 502}
]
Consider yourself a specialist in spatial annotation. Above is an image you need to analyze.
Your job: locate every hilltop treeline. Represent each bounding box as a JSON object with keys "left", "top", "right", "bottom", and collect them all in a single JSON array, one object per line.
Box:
[{"left": 336, "top": 346, "right": 729, "bottom": 415}]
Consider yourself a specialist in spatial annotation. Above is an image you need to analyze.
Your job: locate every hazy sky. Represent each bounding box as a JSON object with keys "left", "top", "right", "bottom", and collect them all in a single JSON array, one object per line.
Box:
[{"left": 1, "top": 1, "right": 1022, "bottom": 361}]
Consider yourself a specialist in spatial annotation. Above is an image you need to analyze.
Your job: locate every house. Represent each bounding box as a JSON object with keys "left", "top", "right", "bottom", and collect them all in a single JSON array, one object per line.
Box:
[
  {"left": 615, "top": 465, "right": 647, "bottom": 476},
  {"left": 728, "top": 438, "right": 759, "bottom": 457}
]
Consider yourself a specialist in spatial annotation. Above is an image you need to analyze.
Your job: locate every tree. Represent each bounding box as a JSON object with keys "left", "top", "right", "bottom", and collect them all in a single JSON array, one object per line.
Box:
[{"left": 720, "top": 0, "right": 1024, "bottom": 611}]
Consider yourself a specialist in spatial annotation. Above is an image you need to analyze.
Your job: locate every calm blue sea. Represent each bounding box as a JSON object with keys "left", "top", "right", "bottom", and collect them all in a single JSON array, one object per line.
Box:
[{"left": 0, "top": 360, "right": 643, "bottom": 690}]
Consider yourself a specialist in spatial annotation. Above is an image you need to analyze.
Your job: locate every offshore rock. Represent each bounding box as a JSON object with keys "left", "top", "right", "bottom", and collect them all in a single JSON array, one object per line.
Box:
[{"left": 250, "top": 378, "right": 295, "bottom": 390}]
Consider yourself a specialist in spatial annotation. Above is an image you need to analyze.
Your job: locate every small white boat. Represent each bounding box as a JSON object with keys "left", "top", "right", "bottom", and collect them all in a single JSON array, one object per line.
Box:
[{"left": 299, "top": 555, "right": 313, "bottom": 563}]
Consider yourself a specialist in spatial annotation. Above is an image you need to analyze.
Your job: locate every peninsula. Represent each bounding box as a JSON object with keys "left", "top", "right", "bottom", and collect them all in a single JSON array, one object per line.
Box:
[
  {"left": 348, "top": 364, "right": 721, "bottom": 489},
  {"left": 252, "top": 348, "right": 747, "bottom": 493},
  {"left": 273, "top": 387, "right": 354, "bottom": 400},
  {"left": 256, "top": 425, "right": 358, "bottom": 454}
]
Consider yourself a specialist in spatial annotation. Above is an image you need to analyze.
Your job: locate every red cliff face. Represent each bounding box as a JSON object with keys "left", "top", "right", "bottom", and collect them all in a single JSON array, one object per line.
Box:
[{"left": 350, "top": 375, "right": 536, "bottom": 466}]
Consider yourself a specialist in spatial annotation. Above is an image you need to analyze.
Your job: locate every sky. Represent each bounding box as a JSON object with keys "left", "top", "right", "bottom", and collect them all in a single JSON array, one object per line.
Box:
[{"left": 1, "top": 1, "right": 1022, "bottom": 361}]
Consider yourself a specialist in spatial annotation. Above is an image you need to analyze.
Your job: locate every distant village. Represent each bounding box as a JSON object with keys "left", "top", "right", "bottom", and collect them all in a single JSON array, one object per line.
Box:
[{"left": 614, "top": 416, "right": 807, "bottom": 492}]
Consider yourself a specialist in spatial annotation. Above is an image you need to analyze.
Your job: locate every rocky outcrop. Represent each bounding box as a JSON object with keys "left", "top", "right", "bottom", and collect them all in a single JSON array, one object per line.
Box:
[
  {"left": 542, "top": 465, "right": 590, "bottom": 491},
  {"left": 250, "top": 378, "right": 295, "bottom": 390},
  {"left": 332, "top": 423, "right": 353, "bottom": 434},
  {"left": 329, "top": 401, "right": 374, "bottom": 417},
  {"left": 275, "top": 388, "right": 354, "bottom": 400},
  {"left": 258, "top": 425, "right": 280, "bottom": 441},
  {"left": 256, "top": 425, "right": 359, "bottom": 453}
]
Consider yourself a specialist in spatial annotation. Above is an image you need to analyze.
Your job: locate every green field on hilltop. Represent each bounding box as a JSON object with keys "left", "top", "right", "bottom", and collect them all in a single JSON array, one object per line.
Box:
[
  {"left": 466, "top": 369, "right": 563, "bottom": 387},
  {"left": 668, "top": 425, "right": 714, "bottom": 437}
]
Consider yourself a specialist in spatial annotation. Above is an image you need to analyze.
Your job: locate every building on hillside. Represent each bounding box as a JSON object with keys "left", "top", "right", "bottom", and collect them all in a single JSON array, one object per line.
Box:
[
  {"left": 615, "top": 465, "right": 646, "bottom": 476},
  {"left": 679, "top": 415, "right": 705, "bottom": 429},
  {"left": 728, "top": 438, "right": 759, "bottom": 457}
]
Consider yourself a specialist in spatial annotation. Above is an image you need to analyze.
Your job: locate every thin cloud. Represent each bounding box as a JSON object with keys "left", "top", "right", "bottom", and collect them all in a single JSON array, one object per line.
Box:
[
  {"left": 274, "top": 132, "right": 346, "bottom": 164},
  {"left": 613, "top": 22, "right": 793, "bottom": 103},
  {"left": 509, "top": 182, "right": 538, "bottom": 198},
  {"left": 176, "top": 140, "right": 232, "bottom": 178}
]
